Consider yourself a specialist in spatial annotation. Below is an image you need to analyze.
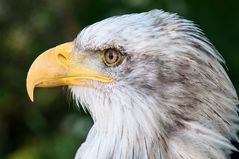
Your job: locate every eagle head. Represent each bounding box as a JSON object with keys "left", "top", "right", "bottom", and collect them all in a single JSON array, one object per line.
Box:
[{"left": 26, "top": 10, "right": 238, "bottom": 159}]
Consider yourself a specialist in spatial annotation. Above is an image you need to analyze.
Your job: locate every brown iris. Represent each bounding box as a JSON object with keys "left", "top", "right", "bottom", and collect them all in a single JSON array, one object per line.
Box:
[{"left": 102, "top": 49, "right": 123, "bottom": 66}]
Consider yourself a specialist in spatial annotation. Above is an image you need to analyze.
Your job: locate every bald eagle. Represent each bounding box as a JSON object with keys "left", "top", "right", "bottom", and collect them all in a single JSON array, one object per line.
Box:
[{"left": 26, "top": 10, "right": 238, "bottom": 159}]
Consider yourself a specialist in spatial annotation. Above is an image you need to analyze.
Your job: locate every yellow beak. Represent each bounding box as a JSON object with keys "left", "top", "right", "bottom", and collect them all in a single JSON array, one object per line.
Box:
[{"left": 26, "top": 42, "right": 112, "bottom": 102}]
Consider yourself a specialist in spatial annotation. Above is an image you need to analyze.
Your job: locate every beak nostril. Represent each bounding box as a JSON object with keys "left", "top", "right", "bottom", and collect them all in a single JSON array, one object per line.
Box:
[{"left": 57, "top": 53, "right": 68, "bottom": 63}]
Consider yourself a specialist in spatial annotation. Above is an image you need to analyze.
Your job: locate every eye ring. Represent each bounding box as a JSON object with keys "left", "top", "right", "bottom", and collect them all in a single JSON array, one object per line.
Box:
[{"left": 102, "top": 49, "right": 123, "bottom": 66}]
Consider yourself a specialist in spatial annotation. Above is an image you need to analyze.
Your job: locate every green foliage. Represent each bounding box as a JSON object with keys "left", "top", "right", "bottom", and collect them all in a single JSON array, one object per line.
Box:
[{"left": 0, "top": 0, "right": 238, "bottom": 158}]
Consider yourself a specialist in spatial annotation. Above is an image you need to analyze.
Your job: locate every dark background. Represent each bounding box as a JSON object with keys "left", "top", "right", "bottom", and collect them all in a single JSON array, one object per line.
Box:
[{"left": 0, "top": 0, "right": 238, "bottom": 158}]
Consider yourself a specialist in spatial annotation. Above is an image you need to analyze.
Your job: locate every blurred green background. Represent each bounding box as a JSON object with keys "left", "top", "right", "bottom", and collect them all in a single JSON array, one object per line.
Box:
[{"left": 0, "top": 0, "right": 238, "bottom": 158}]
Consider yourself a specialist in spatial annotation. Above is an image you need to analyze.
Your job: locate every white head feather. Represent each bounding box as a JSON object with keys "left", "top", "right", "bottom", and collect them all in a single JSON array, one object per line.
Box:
[{"left": 69, "top": 10, "right": 238, "bottom": 159}]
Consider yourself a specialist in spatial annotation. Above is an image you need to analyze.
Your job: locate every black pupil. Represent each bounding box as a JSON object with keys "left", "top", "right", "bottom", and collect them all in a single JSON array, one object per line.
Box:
[{"left": 108, "top": 51, "right": 115, "bottom": 60}]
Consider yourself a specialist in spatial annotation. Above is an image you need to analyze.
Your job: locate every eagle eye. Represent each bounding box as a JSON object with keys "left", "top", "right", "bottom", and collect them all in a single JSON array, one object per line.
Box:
[{"left": 102, "top": 49, "right": 123, "bottom": 66}]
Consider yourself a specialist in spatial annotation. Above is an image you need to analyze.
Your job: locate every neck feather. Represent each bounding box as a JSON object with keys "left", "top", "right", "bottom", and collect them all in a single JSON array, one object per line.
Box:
[
  {"left": 74, "top": 88, "right": 167, "bottom": 158},
  {"left": 71, "top": 86, "right": 237, "bottom": 159}
]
